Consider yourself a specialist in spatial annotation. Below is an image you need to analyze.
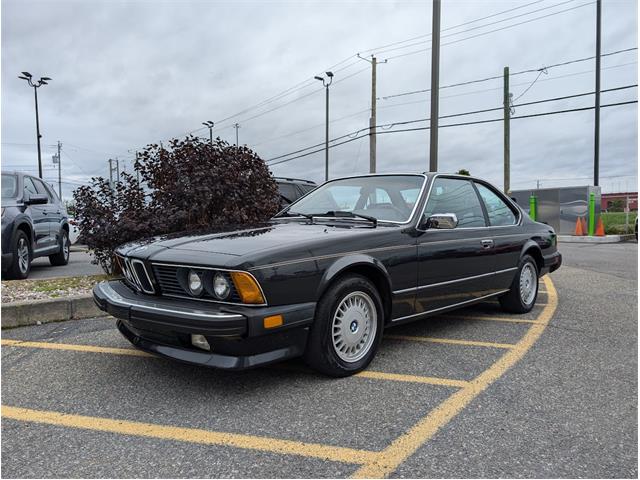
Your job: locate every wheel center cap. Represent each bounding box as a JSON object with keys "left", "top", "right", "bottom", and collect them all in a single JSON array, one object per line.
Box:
[{"left": 350, "top": 320, "right": 359, "bottom": 333}]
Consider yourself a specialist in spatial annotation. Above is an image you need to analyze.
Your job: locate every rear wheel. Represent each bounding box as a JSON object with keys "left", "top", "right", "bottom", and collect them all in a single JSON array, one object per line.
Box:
[
  {"left": 499, "top": 254, "right": 539, "bottom": 313},
  {"left": 6, "top": 230, "right": 31, "bottom": 280},
  {"left": 49, "top": 229, "right": 70, "bottom": 266},
  {"left": 304, "top": 275, "right": 383, "bottom": 377}
]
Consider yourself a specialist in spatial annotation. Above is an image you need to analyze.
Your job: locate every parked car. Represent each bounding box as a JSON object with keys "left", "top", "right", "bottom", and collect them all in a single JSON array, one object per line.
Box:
[
  {"left": 1, "top": 171, "right": 71, "bottom": 279},
  {"left": 67, "top": 216, "right": 81, "bottom": 245},
  {"left": 93, "top": 173, "right": 562, "bottom": 377},
  {"left": 275, "top": 177, "right": 316, "bottom": 208}
]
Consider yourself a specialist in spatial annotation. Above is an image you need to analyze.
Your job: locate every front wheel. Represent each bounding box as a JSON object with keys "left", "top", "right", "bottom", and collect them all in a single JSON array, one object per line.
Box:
[
  {"left": 499, "top": 254, "right": 539, "bottom": 313},
  {"left": 304, "top": 275, "right": 383, "bottom": 377},
  {"left": 49, "top": 229, "right": 70, "bottom": 266},
  {"left": 6, "top": 230, "right": 31, "bottom": 280}
]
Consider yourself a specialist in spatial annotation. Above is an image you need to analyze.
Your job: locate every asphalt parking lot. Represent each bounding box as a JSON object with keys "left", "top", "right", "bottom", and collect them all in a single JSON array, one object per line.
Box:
[
  {"left": 28, "top": 250, "right": 103, "bottom": 279},
  {"left": 1, "top": 241, "right": 637, "bottom": 478}
]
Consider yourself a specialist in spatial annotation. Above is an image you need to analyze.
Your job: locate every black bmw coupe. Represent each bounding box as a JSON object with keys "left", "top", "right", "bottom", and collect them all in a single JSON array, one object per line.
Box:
[{"left": 94, "top": 173, "right": 561, "bottom": 377}]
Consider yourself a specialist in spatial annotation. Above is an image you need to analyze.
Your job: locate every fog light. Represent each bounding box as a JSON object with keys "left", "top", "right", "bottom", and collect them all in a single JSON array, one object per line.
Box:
[
  {"left": 191, "top": 334, "right": 210, "bottom": 351},
  {"left": 188, "top": 270, "right": 203, "bottom": 296}
]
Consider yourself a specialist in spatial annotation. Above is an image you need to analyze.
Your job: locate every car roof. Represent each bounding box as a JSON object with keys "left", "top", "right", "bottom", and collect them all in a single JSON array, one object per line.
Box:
[{"left": 274, "top": 177, "right": 316, "bottom": 185}]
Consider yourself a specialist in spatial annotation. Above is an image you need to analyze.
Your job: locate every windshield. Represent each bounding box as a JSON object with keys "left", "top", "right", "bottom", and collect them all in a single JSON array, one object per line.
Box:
[
  {"left": 2, "top": 174, "right": 18, "bottom": 198},
  {"left": 282, "top": 175, "right": 425, "bottom": 223}
]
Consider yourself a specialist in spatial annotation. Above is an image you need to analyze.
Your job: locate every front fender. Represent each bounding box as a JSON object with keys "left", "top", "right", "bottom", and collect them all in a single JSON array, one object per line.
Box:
[{"left": 316, "top": 254, "right": 391, "bottom": 299}]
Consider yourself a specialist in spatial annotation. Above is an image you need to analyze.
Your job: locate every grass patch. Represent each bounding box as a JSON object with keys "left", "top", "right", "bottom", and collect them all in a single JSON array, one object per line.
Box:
[{"left": 601, "top": 211, "right": 637, "bottom": 234}]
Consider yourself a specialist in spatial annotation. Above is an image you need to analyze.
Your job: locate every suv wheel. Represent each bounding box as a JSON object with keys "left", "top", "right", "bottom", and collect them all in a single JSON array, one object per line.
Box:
[
  {"left": 303, "top": 275, "right": 383, "bottom": 377},
  {"left": 49, "top": 229, "right": 70, "bottom": 266},
  {"left": 6, "top": 230, "right": 31, "bottom": 280}
]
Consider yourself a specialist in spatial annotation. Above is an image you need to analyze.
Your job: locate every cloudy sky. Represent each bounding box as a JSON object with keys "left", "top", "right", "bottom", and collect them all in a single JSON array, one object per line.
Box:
[{"left": 2, "top": 0, "right": 637, "bottom": 200}]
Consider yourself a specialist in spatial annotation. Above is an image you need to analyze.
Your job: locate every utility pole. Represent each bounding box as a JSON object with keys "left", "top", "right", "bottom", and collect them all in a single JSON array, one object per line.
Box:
[
  {"left": 503, "top": 66, "right": 511, "bottom": 194},
  {"left": 108, "top": 158, "right": 119, "bottom": 190},
  {"left": 108, "top": 158, "right": 114, "bottom": 188},
  {"left": 594, "top": 0, "right": 602, "bottom": 186},
  {"left": 56, "top": 141, "right": 62, "bottom": 199},
  {"left": 357, "top": 54, "right": 387, "bottom": 174},
  {"left": 18, "top": 73, "right": 51, "bottom": 179},
  {"left": 314, "top": 72, "right": 334, "bottom": 181},
  {"left": 429, "top": 0, "right": 442, "bottom": 172},
  {"left": 234, "top": 123, "right": 240, "bottom": 146},
  {"left": 135, "top": 151, "right": 140, "bottom": 183}
]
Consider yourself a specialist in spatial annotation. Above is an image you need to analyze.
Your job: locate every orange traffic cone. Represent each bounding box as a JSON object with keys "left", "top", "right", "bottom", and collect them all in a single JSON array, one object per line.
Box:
[
  {"left": 574, "top": 217, "right": 584, "bottom": 236},
  {"left": 581, "top": 217, "right": 588, "bottom": 235},
  {"left": 595, "top": 217, "right": 605, "bottom": 236}
]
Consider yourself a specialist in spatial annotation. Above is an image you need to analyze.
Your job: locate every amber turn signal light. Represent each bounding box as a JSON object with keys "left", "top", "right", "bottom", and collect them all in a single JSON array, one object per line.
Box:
[
  {"left": 263, "top": 315, "right": 283, "bottom": 329},
  {"left": 230, "top": 272, "right": 265, "bottom": 304}
]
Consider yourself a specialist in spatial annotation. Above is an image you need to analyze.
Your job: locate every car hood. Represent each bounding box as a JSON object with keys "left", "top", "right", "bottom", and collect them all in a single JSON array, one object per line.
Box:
[{"left": 117, "top": 221, "right": 390, "bottom": 267}]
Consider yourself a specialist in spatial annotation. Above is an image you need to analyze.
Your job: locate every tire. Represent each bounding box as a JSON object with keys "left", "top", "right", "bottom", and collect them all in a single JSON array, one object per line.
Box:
[
  {"left": 499, "top": 254, "right": 539, "bottom": 313},
  {"left": 304, "top": 274, "right": 384, "bottom": 377},
  {"left": 6, "top": 230, "right": 31, "bottom": 280},
  {"left": 49, "top": 229, "right": 70, "bottom": 266}
]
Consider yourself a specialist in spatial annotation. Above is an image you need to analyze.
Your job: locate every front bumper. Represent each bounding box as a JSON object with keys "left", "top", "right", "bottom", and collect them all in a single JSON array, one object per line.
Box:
[
  {"left": 93, "top": 280, "right": 316, "bottom": 369},
  {"left": 542, "top": 251, "right": 562, "bottom": 274}
]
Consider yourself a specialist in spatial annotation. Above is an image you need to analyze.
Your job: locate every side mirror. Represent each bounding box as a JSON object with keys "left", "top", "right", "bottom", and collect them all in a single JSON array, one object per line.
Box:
[
  {"left": 25, "top": 193, "right": 48, "bottom": 205},
  {"left": 427, "top": 213, "right": 458, "bottom": 229}
]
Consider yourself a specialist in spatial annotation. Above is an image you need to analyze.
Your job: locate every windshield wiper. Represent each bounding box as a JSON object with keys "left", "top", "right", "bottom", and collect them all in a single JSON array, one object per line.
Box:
[
  {"left": 313, "top": 211, "right": 378, "bottom": 227},
  {"left": 278, "top": 211, "right": 314, "bottom": 222}
]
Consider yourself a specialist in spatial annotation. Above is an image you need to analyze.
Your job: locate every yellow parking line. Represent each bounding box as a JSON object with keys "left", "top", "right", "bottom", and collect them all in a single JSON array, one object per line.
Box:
[
  {"left": 1, "top": 339, "right": 152, "bottom": 357},
  {"left": 355, "top": 370, "right": 468, "bottom": 388},
  {"left": 385, "top": 335, "right": 515, "bottom": 350},
  {"left": 2, "top": 338, "right": 466, "bottom": 388},
  {"left": 353, "top": 275, "right": 558, "bottom": 478},
  {"left": 445, "top": 315, "right": 543, "bottom": 325},
  {"left": 1, "top": 405, "right": 376, "bottom": 465}
]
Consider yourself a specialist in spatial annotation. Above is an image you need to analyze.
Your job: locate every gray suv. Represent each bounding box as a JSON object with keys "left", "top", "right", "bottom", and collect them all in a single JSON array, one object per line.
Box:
[{"left": 1, "top": 171, "right": 70, "bottom": 279}]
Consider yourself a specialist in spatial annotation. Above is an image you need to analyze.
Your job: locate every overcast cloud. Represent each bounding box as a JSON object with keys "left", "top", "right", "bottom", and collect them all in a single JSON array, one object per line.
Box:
[{"left": 2, "top": 0, "right": 637, "bottom": 199}]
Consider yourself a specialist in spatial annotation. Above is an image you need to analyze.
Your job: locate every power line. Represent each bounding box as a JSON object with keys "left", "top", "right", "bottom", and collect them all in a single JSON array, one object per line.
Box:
[
  {"left": 358, "top": 0, "right": 546, "bottom": 56},
  {"left": 382, "top": 46, "right": 637, "bottom": 100},
  {"left": 385, "top": 1, "right": 596, "bottom": 61},
  {"left": 132, "top": 2, "right": 598, "bottom": 150},
  {"left": 266, "top": 93, "right": 637, "bottom": 166},
  {"left": 373, "top": 0, "right": 578, "bottom": 57}
]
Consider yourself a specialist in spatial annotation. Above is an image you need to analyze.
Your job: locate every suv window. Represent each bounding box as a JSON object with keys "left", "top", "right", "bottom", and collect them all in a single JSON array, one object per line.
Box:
[
  {"left": 475, "top": 183, "right": 517, "bottom": 226},
  {"left": 278, "top": 183, "right": 298, "bottom": 204},
  {"left": 423, "top": 177, "right": 486, "bottom": 228},
  {"left": 32, "top": 178, "right": 54, "bottom": 201},
  {"left": 23, "top": 177, "right": 39, "bottom": 198}
]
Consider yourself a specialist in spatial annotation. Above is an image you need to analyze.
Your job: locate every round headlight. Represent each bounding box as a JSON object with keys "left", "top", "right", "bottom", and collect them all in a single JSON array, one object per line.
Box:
[
  {"left": 213, "top": 273, "right": 230, "bottom": 299},
  {"left": 188, "top": 270, "right": 203, "bottom": 295}
]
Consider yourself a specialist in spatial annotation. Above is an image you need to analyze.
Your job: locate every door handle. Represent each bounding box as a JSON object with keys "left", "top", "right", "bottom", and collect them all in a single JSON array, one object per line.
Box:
[{"left": 481, "top": 239, "right": 494, "bottom": 249}]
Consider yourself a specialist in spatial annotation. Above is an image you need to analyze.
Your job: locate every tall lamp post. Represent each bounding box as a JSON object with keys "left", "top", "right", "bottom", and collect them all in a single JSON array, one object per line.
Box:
[
  {"left": 18, "top": 72, "right": 51, "bottom": 179},
  {"left": 202, "top": 120, "right": 214, "bottom": 144},
  {"left": 314, "top": 71, "right": 333, "bottom": 182}
]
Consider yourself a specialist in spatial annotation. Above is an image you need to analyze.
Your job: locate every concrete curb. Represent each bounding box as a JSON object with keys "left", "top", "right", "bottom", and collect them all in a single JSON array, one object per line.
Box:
[
  {"left": 1, "top": 294, "right": 106, "bottom": 329},
  {"left": 558, "top": 234, "right": 635, "bottom": 243}
]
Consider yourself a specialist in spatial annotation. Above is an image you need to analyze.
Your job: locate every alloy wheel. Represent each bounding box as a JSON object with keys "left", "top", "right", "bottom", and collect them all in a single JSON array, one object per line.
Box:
[
  {"left": 331, "top": 291, "right": 377, "bottom": 363},
  {"left": 519, "top": 262, "right": 537, "bottom": 306},
  {"left": 17, "top": 238, "right": 29, "bottom": 274}
]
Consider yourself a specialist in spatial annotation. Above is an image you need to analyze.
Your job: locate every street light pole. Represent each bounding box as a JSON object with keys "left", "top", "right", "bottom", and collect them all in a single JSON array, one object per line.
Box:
[
  {"left": 18, "top": 72, "right": 51, "bottom": 179},
  {"left": 594, "top": 0, "right": 602, "bottom": 186},
  {"left": 234, "top": 123, "right": 240, "bottom": 146},
  {"left": 315, "top": 71, "right": 334, "bottom": 182},
  {"left": 202, "top": 120, "right": 214, "bottom": 144}
]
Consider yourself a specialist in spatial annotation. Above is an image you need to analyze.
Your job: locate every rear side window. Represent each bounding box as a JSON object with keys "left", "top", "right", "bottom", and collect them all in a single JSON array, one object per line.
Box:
[
  {"left": 475, "top": 183, "right": 517, "bottom": 226},
  {"left": 423, "top": 177, "right": 486, "bottom": 227},
  {"left": 2, "top": 174, "right": 17, "bottom": 198}
]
